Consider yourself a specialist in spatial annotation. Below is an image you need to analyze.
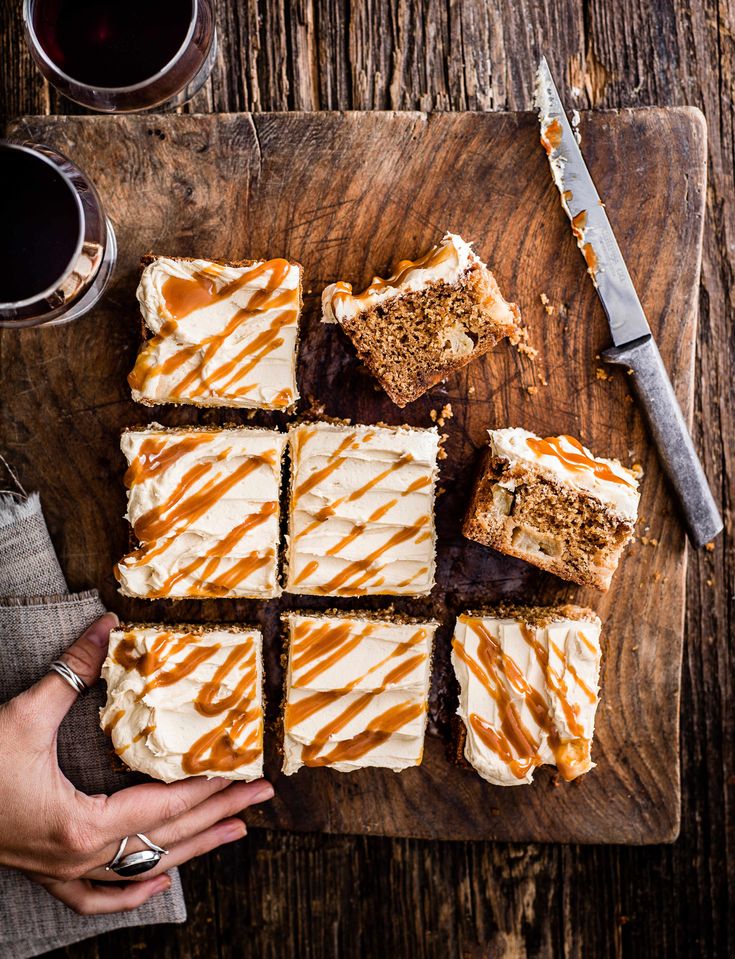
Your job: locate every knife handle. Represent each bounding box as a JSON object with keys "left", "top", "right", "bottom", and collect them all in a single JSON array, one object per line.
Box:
[{"left": 602, "top": 335, "right": 722, "bottom": 549}]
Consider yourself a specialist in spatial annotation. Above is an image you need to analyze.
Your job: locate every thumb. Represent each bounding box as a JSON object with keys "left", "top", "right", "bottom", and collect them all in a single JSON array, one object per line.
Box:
[{"left": 27, "top": 612, "right": 119, "bottom": 731}]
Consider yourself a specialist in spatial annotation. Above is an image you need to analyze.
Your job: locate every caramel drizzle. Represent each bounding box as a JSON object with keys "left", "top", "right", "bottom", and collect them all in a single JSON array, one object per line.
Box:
[
  {"left": 315, "top": 516, "right": 429, "bottom": 594},
  {"left": 571, "top": 210, "right": 587, "bottom": 241},
  {"left": 124, "top": 434, "right": 213, "bottom": 488},
  {"left": 127, "top": 506, "right": 277, "bottom": 599},
  {"left": 119, "top": 433, "right": 278, "bottom": 597},
  {"left": 113, "top": 630, "right": 262, "bottom": 776},
  {"left": 577, "top": 630, "right": 599, "bottom": 655},
  {"left": 455, "top": 619, "right": 593, "bottom": 782},
  {"left": 133, "top": 448, "right": 275, "bottom": 541},
  {"left": 526, "top": 434, "right": 635, "bottom": 488},
  {"left": 292, "top": 429, "right": 432, "bottom": 594},
  {"left": 129, "top": 258, "right": 298, "bottom": 404},
  {"left": 328, "top": 239, "right": 454, "bottom": 310},
  {"left": 541, "top": 117, "right": 563, "bottom": 154},
  {"left": 284, "top": 620, "right": 428, "bottom": 767}
]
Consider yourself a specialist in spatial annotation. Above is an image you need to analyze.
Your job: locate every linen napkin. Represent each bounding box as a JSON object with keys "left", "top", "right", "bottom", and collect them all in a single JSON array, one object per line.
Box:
[{"left": 0, "top": 491, "right": 187, "bottom": 958}]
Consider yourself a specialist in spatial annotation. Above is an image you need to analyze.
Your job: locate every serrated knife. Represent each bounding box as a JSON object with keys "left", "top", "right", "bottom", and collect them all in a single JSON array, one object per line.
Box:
[{"left": 534, "top": 57, "right": 722, "bottom": 549}]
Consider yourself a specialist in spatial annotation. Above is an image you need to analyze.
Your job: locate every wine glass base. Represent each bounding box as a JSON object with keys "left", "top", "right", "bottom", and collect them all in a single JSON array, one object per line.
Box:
[{"left": 48, "top": 217, "right": 117, "bottom": 326}]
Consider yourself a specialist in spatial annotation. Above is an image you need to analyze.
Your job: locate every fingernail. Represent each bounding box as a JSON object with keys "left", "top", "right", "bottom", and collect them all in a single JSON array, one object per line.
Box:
[
  {"left": 253, "top": 782, "right": 275, "bottom": 803},
  {"left": 151, "top": 875, "right": 171, "bottom": 893},
  {"left": 223, "top": 820, "right": 247, "bottom": 840},
  {"left": 88, "top": 613, "right": 118, "bottom": 647}
]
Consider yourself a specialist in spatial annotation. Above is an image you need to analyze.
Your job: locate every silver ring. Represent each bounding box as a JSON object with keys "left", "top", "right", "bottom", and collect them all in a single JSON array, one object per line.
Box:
[
  {"left": 106, "top": 833, "right": 169, "bottom": 878},
  {"left": 49, "top": 660, "right": 88, "bottom": 695}
]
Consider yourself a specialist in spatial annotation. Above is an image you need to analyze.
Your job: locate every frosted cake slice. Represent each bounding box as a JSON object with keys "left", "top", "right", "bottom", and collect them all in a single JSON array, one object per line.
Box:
[
  {"left": 129, "top": 255, "right": 302, "bottom": 410},
  {"left": 463, "top": 427, "right": 640, "bottom": 590},
  {"left": 115, "top": 425, "right": 286, "bottom": 599},
  {"left": 101, "top": 624, "right": 264, "bottom": 783},
  {"left": 451, "top": 606, "right": 602, "bottom": 786},
  {"left": 321, "top": 233, "right": 520, "bottom": 407},
  {"left": 281, "top": 612, "right": 436, "bottom": 775},
  {"left": 285, "top": 421, "right": 439, "bottom": 596}
]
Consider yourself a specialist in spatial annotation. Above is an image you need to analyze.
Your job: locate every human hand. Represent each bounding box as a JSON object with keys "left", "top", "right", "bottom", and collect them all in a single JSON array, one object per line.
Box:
[{"left": 0, "top": 613, "right": 274, "bottom": 915}]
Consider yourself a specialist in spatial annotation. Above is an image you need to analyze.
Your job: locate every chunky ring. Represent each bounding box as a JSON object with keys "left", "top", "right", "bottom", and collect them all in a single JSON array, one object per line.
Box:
[
  {"left": 106, "top": 833, "right": 169, "bottom": 878},
  {"left": 49, "top": 660, "right": 88, "bottom": 695}
]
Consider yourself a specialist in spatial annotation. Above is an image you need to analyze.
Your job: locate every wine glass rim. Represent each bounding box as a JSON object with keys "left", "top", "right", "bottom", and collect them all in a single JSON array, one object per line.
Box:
[
  {"left": 22, "top": 0, "right": 200, "bottom": 95},
  {"left": 0, "top": 141, "right": 85, "bottom": 310}
]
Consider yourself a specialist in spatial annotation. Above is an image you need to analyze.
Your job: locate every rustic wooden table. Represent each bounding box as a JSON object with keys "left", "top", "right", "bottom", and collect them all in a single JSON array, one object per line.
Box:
[{"left": 1, "top": 2, "right": 732, "bottom": 956}]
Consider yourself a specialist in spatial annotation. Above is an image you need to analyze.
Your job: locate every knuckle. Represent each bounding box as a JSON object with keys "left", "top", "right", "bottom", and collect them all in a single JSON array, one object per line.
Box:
[
  {"left": 7, "top": 689, "right": 40, "bottom": 725},
  {"left": 62, "top": 644, "right": 97, "bottom": 682},
  {"left": 47, "top": 860, "right": 82, "bottom": 882},
  {"left": 165, "top": 790, "right": 193, "bottom": 821},
  {"left": 70, "top": 898, "right": 94, "bottom": 916},
  {"left": 53, "top": 817, "right": 96, "bottom": 859}
]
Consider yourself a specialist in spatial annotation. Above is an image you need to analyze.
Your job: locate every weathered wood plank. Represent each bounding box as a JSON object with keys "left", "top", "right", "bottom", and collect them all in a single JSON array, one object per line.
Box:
[{"left": 2, "top": 106, "right": 703, "bottom": 845}]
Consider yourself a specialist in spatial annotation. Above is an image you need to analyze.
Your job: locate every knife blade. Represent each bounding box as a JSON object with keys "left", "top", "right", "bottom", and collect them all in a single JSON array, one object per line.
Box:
[{"left": 534, "top": 56, "right": 722, "bottom": 548}]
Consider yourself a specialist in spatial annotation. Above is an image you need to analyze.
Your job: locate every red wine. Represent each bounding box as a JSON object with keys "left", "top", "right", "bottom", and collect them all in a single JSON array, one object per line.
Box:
[
  {"left": 0, "top": 146, "right": 81, "bottom": 303},
  {"left": 32, "top": 0, "right": 193, "bottom": 88}
]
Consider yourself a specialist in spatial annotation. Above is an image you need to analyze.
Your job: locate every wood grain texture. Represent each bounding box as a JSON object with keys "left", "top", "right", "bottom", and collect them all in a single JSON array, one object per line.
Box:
[
  {"left": 0, "top": 0, "right": 732, "bottom": 956},
  {"left": 2, "top": 108, "right": 703, "bottom": 843}
]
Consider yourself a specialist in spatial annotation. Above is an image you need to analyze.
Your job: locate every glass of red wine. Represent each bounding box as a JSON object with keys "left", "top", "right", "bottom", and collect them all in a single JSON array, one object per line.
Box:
[
  {"left": 0, "top": 141, "right": 116, "bottom": 329},
  {"left": 23, "top": 0, "right": 217, "bottom": 113}
]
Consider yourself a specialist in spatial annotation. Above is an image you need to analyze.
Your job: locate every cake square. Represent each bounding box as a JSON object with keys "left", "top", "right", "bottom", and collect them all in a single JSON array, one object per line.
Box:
[
  {"left": 129, "top": 255, "right": 302, "bottom": 410},
  {"left": 285, "top": 422, "right": 439, "bottom": 596},
  {"left": 321, "top": 233, "right": 520, "bottom": 407},
  {"left": 463, "top": 428, "right": 640, "bottom": 590},
  {"left": 281, "top": 613, "right": 436, "bottom": 775},
  {"left": 100, "top": 624, "right": 264, "bottom": 783},
  {"left": 115, "top": 425, "right": 286, "bottom": 599},
  {"left": 451, "top": 606, "right": 602, "bottom": 786}
]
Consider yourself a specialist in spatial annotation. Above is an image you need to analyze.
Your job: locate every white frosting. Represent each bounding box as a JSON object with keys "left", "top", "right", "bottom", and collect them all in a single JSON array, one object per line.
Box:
[
  {"left": 100, "top": 627, "right": 264, "bottom": 783},
  {"left": 321, "top": 233, "right": 480, "bottom": 324},
  {"left": 452, "top": 612, "right": 602, "bottom": 786},
  {"left": 132, "top": 257, "right": 300, "bottom": 409},
  {"left": 116, "top": 426, "right": 285, "bottom": 599},
  {"left": 285, "top": 423, "right": 439, "bottom": 596},
  {"left": 282, "top": 614, "right": 435, "bottom": 774},
  {"left": 489, "top": 427, "right": 640, "bottom": 519}
]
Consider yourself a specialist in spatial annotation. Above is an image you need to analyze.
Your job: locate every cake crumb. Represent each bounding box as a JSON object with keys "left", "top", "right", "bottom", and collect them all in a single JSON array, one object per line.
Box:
[
  {"left": 526, "top": 385, "right": 539, "bottom": 395},
  {"left": 468, "top": 385, "right": 476, "bottom": 395},
  {"left": 705, "top": 541, "right": 715, "bottom": 552},
  {"left": 436, "top": 403, "right": 453, "bottom": 427},
  {"left": 517, "top": 341, "right": 539, "bottom": 360},
  {"left": 631, "top": 463, "right": 644, "bottom": 478},
  {"left": 429, "top": 409, "right": 438, "bottom": 422},
  {"left": 539, "top": 292, "right": 555, "bottom": 315},
  {"left": 595, "top": 367, "right": 611, "bottom": 381},
  {"left": 706, "top": 577, "right": 715, "bottom": 587}
]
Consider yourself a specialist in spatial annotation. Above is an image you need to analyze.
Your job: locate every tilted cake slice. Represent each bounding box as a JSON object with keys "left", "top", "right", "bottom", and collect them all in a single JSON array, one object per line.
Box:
[
  {"left": 321, "top": 233, "right": 521, "bottom": 407},
  {"left": 115, "top": 425, "right": 286, "bottom": 599},
  {"left": 285, "top": 421, "right": 439, "bottom": 596},
  {"left": 281, "top": 612, "right": 436, "bottom": 775},
  {"left": 129, "top": 255, "right": 302, "bottom": 410},
  {"left": 451, "top": 606, "right": 602, "bottom": 786},
  {"left": 463, "top": 428, "right": 640, "bottom": 590},
  {"left": 101, "top": 624, "right": 264, "bottom": 783}
]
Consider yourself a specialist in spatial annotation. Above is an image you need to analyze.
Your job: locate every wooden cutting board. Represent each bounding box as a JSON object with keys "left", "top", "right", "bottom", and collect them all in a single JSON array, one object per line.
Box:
[{"left": 1, "top": 109, "right": 705, "bottom": 843}]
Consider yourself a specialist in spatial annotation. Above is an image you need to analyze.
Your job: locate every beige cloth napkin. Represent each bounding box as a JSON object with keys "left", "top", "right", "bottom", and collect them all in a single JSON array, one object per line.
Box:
[{"left": 0, "top": 492, "right": 187, "bottom": 958}]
